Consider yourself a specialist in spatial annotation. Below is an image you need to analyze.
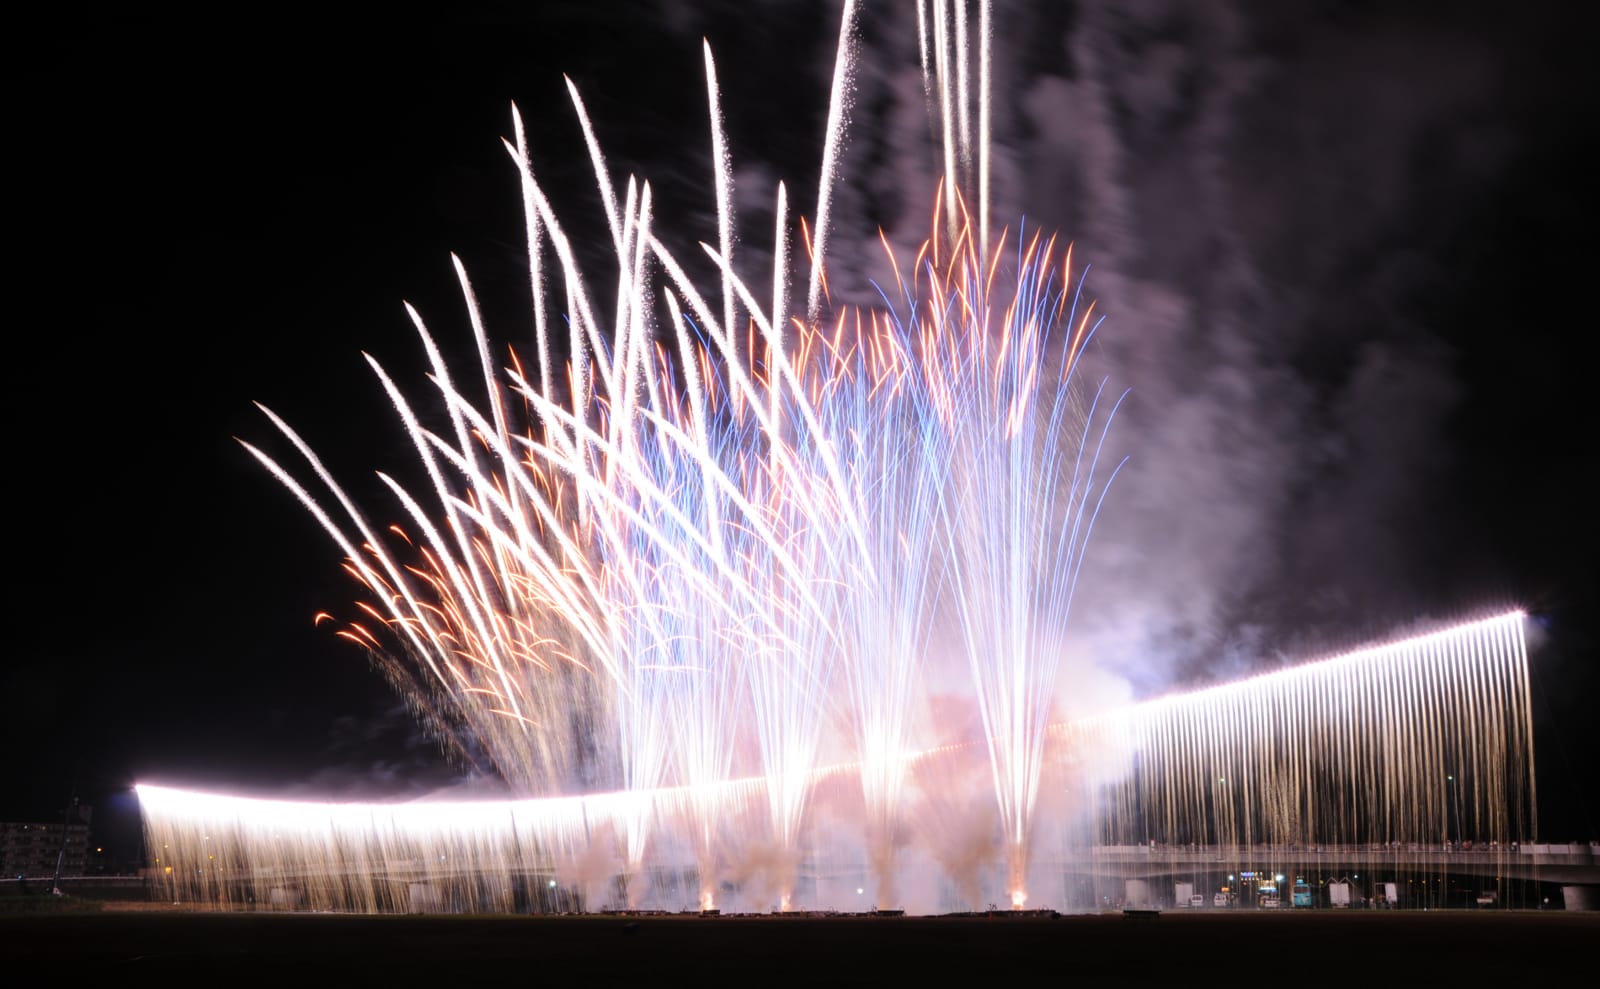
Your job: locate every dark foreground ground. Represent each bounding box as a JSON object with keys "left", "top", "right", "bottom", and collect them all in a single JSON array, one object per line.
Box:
[{"left": 3, "top": 909, "right": 1595, "bottom": 985}]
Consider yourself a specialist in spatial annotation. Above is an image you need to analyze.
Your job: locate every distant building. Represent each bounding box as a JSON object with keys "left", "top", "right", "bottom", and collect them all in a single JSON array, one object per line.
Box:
[{"left": 2, "top": 817, "right": 91, "bottom": 879}]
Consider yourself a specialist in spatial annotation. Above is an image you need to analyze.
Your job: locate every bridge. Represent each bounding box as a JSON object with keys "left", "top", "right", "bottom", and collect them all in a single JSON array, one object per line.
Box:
[
  {"left": 21, "top": 845, "right": 1594, "bottom": 912},
  {"left": 139, "top": 842, "right": 1600, "bottom": 887},
  {"left": 1076, "top": 842, "right": 1600, "bottom": 885},
  {"left": 126, "top": 840, "right": 1600, "bottom": 913}
]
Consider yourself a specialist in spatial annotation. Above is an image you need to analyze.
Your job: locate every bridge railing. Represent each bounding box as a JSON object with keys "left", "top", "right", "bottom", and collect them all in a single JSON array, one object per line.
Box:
[{"left": 1087, "top": 842, "right": 1596, "bottom": 863}]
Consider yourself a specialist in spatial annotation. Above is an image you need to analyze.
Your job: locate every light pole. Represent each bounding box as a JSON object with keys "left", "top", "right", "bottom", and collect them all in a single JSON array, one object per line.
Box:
[
  {"left": 1443, "top": 772, "right": 1457, "bottom": 845},
  {"left": 1449, "top": 774, "right": 1462, "bottom": 844},
  {"left": 51, "top": 786, "right": 79, "bottom": 896},
  {"left": 1445, "top": 772, "right": 1462, "bottom": 909}
]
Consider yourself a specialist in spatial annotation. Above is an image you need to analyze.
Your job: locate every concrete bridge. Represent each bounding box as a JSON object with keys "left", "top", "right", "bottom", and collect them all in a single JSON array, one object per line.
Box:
[
  {"left": 126, "top": 841, "right": 1600, "bottom": 912},
  {"left": 173, "top": 842, "right": 1600, "bottom": 891},
  {"left": 1076, "top": 841, "right": 1600, "bottom": 885}
]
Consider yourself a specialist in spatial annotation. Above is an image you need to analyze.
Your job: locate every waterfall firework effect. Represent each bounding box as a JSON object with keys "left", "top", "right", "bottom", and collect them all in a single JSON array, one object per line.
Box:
[
  {"left": 138, "top": 4, "right": 1538, "bottom": 913},
  {"left": 138, "top": 611, "right": 1537, "bottom": 913}
]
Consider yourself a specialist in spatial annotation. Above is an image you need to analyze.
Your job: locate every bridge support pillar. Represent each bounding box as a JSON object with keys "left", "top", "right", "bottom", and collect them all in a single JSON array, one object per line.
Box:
[
  {"left": 1559, "top": 885, "right": 1598, "bottom": 911},
  {"left": 1124, "top": 879, "right": 1152, "bottom": 908},
  {"left": 407, "top": 882, "right": 441, "bottom": 914}
]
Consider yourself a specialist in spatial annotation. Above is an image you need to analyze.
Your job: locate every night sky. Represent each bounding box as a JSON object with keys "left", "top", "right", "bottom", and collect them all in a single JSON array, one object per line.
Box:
[{"left": 8, "top": 2, "right": 1595, "bottom": 867}]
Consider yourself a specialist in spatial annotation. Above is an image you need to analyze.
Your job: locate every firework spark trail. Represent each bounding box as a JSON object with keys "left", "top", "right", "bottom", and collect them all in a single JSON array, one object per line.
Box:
[
  {"left": 235, "top": 0, "right": 1133, "bottom": 912},
  {"left": 184, "top": 0, "right": 1561, "bottom": 918},
  {"left": 922, "top": 215, "right": 1129, "bottom": 906},
  {"left": 806, "top": 0, "right": 861, "bottom": 323},
  {"left": 427, "top": 119, "right": 864, "bottom": 894},
  {"left": 1062, "top": 610, "right": 1537, "bottom": 856},
  {"left": 924, "top": 0, "right": 992, "bottom": 260},
  {"left": 137, "top": 610, "right": 1538, "bottom": 913},
  {"left": 820, "top": 305, "right": 951, "bottom": 909}
]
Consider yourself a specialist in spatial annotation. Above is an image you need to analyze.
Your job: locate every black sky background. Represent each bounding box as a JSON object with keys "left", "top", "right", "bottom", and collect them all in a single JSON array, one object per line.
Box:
[{"left": 6, "top": 2, "right": 1596, "bottom": 865}]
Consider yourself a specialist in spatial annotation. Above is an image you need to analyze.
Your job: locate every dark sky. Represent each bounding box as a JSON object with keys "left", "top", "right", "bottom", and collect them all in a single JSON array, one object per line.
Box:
[{"left": 7, "top": 1, "right": 1596, "bottom": 863}]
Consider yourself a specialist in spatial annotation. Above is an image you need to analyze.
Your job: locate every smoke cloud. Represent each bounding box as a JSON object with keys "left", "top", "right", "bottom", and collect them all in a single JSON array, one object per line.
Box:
[{"left": 654, "top": 0, "right": 1543, "bottom": 699}]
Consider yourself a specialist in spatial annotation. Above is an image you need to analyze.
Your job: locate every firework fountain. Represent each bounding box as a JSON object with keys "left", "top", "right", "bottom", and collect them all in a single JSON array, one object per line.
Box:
[{"left": 143, "top": 2, "right": 1538, "bottom": 913}]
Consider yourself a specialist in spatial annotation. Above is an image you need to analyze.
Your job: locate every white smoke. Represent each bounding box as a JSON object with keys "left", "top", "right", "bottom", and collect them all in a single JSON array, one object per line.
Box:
[{"left": 647, "top": 0, "right": 1522, "bottom": 698}]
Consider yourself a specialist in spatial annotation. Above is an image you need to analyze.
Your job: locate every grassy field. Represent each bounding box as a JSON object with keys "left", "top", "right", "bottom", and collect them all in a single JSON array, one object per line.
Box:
[{"left": 3, "top": 908, "right": 1595, "bottom": 984}]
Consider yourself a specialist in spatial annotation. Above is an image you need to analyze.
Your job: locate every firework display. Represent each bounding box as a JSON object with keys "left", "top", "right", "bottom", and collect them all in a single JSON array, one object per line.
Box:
[
  {"left": 141, "top": 4, "right": 1538, "bottom": 914},
  {"left": 139, "top": 612, "right": 1536, "bottom": 913}
]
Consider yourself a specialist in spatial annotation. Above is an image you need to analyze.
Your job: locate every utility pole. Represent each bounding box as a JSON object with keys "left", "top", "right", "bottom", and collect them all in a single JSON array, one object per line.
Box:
[{"left": 51, "top": 785, "right": 79, "bottom": 896}]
